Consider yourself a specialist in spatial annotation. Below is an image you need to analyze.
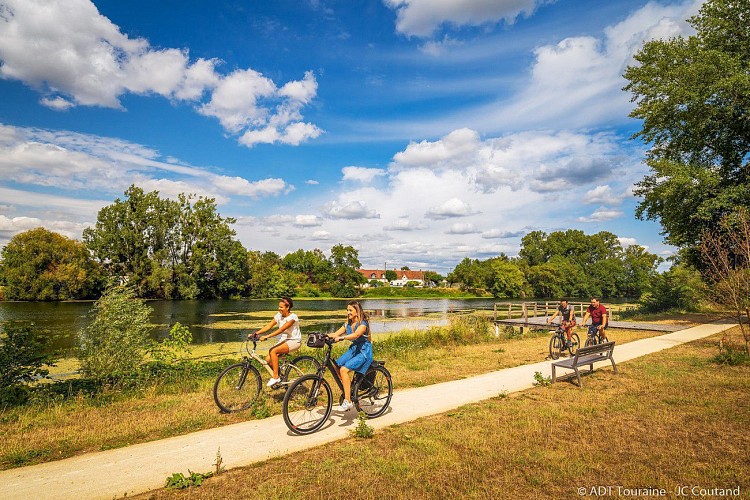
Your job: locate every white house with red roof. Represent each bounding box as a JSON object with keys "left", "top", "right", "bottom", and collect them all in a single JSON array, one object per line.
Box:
[{"left": 357, "top": 268, "right": 426, "bottom": 287}]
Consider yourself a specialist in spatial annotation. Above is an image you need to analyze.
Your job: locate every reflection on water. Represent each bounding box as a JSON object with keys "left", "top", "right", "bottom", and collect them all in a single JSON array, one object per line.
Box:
[{"left": 0, "top": 298, "right": 498, "bottom": 352}]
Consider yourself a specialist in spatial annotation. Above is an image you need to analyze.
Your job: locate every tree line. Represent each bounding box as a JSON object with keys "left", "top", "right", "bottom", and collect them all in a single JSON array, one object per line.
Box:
[
  {"left": 0, "top": 186, "right": 366, "bottom": 301},
  {"left": 0, "top": 185, "right": 666, "bottom": 302},
  {"left": 447, "top": 230, "right": 662, "bottom": 299}
]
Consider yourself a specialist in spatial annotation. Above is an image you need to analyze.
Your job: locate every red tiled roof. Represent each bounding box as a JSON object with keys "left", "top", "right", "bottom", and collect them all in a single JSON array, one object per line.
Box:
[{"left": 357, "top": 269, "right": 426, "bottom": 280}]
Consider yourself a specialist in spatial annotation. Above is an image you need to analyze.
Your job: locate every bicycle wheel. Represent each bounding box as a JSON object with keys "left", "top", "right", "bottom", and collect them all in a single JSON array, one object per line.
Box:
[
  {"left": 283, "top": 374, "right": 332, "bottom": 435},
  {"left": 568, "top": 333, "right": 580, "bottom": 355},
  {"left": 549, "top": 334, "right": 563, "bottom": 360},
  {"left": 584, "top": 335, "right": 595, "bottom": 347},
  {"left": 354, "top": 365, "right": 393, "bottom": 418},
  {"left": 282, "top": 355, "right": 321, "bottom": 384},
  {"left": 213, "top": 363, "right": 262, "bottom": 413}
]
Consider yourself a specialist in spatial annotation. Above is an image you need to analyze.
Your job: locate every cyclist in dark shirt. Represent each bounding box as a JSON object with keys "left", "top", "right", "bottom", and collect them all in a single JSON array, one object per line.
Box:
[
  {"left": 581, "top": 297, "right": 608, "bottom": 342},
  {"left": 547, "top": 299, "right": 576, "bottom": 348}
]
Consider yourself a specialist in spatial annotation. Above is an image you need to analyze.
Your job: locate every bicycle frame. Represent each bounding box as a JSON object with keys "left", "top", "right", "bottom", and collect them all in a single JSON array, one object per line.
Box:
[
  {"left": 310, "top": 337, "right": 370, "bottom": 395},
  {"left": 314, "top": 340, "right": 348, "bottom": 393},
  {"left": 585, "top": 325, "right": 608, "bottom": 343},
  {"left": 243, "top": 340, "right": 294, "bottom": 379}
]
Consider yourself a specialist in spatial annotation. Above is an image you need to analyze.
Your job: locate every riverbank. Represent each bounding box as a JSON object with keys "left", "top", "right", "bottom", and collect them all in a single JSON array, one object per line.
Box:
[{"left": 0, "top": 317, "right": 675, "bottom": 470}]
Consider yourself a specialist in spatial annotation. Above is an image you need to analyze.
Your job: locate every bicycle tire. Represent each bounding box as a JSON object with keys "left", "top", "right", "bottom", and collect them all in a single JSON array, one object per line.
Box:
[
  {"left": 549, "top": 334, "right": 563, "bottom": 360},
  {"left": 568, "top": 333, "right": 581, "bottom": 355},
  {"left": 282, "top": 355, "right": 321, "bottom": 383},
  {"left": 354, "top": 365, "right": 393, "bottom": 418},
  {"left": 283, "top": 374, "right": 332, "bottom": 435},
  {"left": 213, "top": 363, "right": 262, "bottom": 413}
]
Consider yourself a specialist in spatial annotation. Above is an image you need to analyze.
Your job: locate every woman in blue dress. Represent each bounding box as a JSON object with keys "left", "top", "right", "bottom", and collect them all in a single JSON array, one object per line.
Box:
[{"left": 330, "top": 300, "right": 373, "bottom": 412}]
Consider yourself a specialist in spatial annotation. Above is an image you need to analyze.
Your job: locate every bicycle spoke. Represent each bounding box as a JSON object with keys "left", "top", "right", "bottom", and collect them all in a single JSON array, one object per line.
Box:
[
  {"left": 213, "top": 363, "right": 261, "bottom": 413},
  {"left": 283, "top": 356, "right": 321, "bottom": 385},
  {"left": 355, "top": 366, "right": 392, "bottom": 418},
  {"left": 283, "top": 375, "right": 332, "bottom": 434}
]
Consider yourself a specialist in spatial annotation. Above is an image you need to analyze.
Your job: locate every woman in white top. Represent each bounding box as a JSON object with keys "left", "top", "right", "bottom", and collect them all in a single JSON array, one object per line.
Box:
[{"left": 250, "top": 296, "right": 302, "bottom": 387}]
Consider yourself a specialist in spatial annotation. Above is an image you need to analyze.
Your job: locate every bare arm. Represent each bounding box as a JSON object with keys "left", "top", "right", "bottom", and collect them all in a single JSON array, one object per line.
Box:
[
  {"left": 330, "top": 324, "right": 347, "bottom": 340},
  {"left": 344, "top": 324, "right": 367, "bottom": 341},
  {"left": 261, "top": 318, "right": 296, "bottom": 341},
  {"left": 251, "top": 318, "right": 277, "bottom": 338},
  {"left": 548, "top": 310, "right": 560, "bottom": 324}
]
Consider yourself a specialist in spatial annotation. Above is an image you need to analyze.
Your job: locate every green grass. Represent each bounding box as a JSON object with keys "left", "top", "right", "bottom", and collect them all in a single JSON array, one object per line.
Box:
[
  {"left": 139, "top": 327, "right": 750, "bottom": 499},
  {"left": 0, "top": 315, "right": 692, "bottom": 471}
]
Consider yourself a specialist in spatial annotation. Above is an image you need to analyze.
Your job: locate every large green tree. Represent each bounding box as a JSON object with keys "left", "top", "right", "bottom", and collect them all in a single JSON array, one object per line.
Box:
[
  {"left": 327, "top": 244, "right": 365, "bottom": 297},
  {"left": 0, "top": 228, "right": 102, "bottom": 301},
  {"left": 624, "top": 0, "right": 750, "bottom": 259},
  {"left": 282, "top": 248, "right": 332, "bottom": 285},
  {"left": 246, "top": 251, "right": 299, "bottom": 298},
  {"left": 84, "top": 186, "right": 247, "bottom": 299},
  {"left": 487, "top": 257, "right": 527, "bottom": 298}
]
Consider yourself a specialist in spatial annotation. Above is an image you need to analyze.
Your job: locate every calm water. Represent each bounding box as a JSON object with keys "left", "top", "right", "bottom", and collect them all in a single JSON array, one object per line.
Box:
[{"left": 0, "top": 298, "right": 499, "bottom": 353}]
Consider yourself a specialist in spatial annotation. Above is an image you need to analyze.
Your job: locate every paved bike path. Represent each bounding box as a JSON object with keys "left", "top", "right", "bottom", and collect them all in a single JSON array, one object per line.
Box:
[{"left": 0, "top": 321, "right": 735, "bottom": 500}]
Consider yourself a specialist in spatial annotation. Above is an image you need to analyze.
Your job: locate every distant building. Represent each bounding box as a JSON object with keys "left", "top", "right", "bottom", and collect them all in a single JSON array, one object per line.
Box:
[{"left": 357, "top": 268, "right": 427, "bottom": 287}]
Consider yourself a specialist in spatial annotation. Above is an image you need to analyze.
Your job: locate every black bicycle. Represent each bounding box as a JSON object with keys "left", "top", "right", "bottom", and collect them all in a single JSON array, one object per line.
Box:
[
  {"left": 282, "top": 333, "right": 393, "bottom": 435},
  {"left": 584, "top": 324, "right": 609, "bottom": 347},
  {"left": 548, "top": 322, "right": 580, "bottom": 360},
  {"left": 213, "top": 337, "right": 320, "bottom": 413}
]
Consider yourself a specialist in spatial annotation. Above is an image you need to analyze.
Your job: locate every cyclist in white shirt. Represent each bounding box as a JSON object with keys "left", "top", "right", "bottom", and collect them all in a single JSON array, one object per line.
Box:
[{"left": 250, "top": 296, "right": 302, "bottom": 387}]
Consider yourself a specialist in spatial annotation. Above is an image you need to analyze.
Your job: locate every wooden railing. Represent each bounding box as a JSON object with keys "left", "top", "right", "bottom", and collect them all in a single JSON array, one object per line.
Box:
[{"left": 493, "top": 301, "right": 635, "bottom": 323}]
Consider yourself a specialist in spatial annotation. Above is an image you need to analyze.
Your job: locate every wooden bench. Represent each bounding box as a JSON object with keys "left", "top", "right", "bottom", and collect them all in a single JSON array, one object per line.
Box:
[{"left": 551, "top": 341, "right": 617, "bottom": 387}]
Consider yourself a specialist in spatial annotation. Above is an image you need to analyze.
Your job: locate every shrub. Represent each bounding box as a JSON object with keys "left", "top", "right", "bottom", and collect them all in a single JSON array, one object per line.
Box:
[
  {"left": 77, "top": 284, "right": 153, "bottom": 381},
  {"left": 0, "top": 322, "right": 55, "bottom": 405},
  {"left": 713, "top": 344, "right": 750, "bottom": 366},
  {"left": 149, "top": 322, "right": 192, "bottom": 365},
  {"left": 533, "top": 371, "right": 551, "bottom": 387},
  {"left": 639, "top": 264, "right": 706, "bottom": 313},
  {"left": 351, "top": 411, "right": 374, "bottom": 438}
]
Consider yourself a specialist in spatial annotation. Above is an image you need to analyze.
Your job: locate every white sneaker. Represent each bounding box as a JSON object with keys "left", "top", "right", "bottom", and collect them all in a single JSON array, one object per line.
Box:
[
  {"left": 266, "top": 377, "right": 280, "bottom": 387},
  {"left": 339, "top": 399, "right": 353, "bottom": 411}
]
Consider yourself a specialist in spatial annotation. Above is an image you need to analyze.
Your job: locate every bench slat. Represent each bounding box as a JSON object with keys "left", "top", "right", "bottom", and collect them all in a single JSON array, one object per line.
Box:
[{"left": 550, "top": 341, "right": 617, "bottom": 387}]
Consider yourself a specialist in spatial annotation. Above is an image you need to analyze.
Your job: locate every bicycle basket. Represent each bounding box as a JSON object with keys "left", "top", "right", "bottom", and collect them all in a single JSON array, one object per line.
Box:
[{"left": 306, "top": 332, "right": 326, "bottom": 348}]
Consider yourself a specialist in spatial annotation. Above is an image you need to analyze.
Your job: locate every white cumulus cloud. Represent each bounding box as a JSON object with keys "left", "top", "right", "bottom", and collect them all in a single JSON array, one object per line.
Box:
[
  {"left": 446, "top": 222, "right": 480, "bottom": 235},
  {"left": 384, "top": 0, "right": 544, "bottom": 37},
  {"left": 425, "top": 197, "right": 478, "bottom": 219},
  {"left": 293, "top": 215, "right": 322, "bottom": 227},
  {"left": 0, "top": 0, "right": 321, "bottom": 147},
  {"left": 342, "top": 166, "right": 387, "bottom": 183},
  {"left": 323, "top": 201, "right": 380, "bottom": 220},
  {"left": 578, "top": 208, "right": 624, "bottom": 223}
]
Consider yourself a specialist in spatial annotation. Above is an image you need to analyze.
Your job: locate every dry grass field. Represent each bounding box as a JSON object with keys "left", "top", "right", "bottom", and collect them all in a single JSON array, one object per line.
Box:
[{"left": 138, "top": 326, "right": 750, "bottom": 499}]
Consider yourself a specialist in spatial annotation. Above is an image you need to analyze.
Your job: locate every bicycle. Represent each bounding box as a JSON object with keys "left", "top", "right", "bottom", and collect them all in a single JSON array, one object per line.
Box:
[
  {"left": 213, "top": 337, "right": 321, "bottom": 413},
  {"left": 282, "top": 333, "right": 393, "bottom": 435},
  {"left": 583, "top": 324, "right": 609, "bottom": 347},
  {"left": 548, "top": 321, "right": 580, "bottom": 360}
]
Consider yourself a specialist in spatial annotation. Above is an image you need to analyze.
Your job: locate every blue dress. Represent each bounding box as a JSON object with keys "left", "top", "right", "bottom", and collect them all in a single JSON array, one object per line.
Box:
[{"left": 336, "top": 321, "right": 373, "bottom": 374}]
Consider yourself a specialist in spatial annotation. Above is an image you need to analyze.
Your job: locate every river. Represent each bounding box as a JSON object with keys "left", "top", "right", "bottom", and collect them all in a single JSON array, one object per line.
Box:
[{"left": 0, "top": 298, "right": 501, "bottom": 353}]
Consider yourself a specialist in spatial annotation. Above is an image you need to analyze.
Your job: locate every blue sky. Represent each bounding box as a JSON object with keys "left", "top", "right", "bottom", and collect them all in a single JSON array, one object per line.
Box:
[{"left": 0, "top": 0, "right": 703, "bottom": 274}]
